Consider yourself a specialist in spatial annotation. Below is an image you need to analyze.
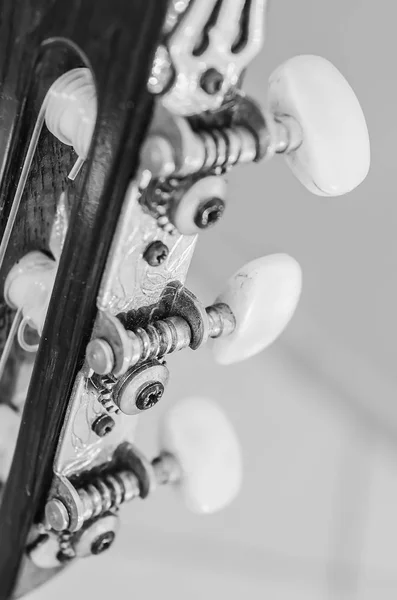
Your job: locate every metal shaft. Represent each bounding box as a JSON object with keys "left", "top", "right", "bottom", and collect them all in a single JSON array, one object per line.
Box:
[
  {"left": 142, "top": 113, "right": 302, "bottom": 179},
  {"left": 87, "top": 302, "right": 236, "bottom": 375},
  {"left": 77, "top": 471, "right": 140, "bottom": 523},
  {"left": 45, "top": 453, "right": 181, "bottom": 531}
]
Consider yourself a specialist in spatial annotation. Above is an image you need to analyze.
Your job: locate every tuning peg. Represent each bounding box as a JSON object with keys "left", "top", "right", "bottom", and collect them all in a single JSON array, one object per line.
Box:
[
  {"left": 4, "top": 252, "right": 56, "bottom": 349},
  {"left": 212, "top": 253, "right": 302, "bottom": 365},
  {"left": 43, "top": 399, "right": 241, "bottom": 536},
  {"left": 142, "top": 55, "right": 369, "bottom": 199},
  {"left": 87, "top": 253, "right": 301, "bottom": 375},
  {"left": 267, "top": 54, "right": 370, "bottom": 196},
  {"left": 154, "top": 397, "right": 242, "bottom": 514},
  {"left": 45, "top": 68, "right": 97, "bottom": 179}
]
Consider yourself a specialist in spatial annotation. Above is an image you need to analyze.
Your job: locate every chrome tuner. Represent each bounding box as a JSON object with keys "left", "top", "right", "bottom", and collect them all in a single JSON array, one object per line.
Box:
[{"left": 87, "top": 253, "right": 302, "bottom": 375}]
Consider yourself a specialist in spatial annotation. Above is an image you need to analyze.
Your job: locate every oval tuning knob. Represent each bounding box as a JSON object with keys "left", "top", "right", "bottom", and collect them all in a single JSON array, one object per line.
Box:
[
  {"left": 45, "top": 68, "right": 97, "bottom": 178},
  {"left": 4, "top": 251, "right": 57, "bottom": 347},
  {"left": 158, "top": 397, "right": 242, "bottom": 514},
  {"left": 268, "top": 54, "right": 370, "bottom": 196},
  {"left": 212, "top": 253, "right": 302, "bottom": 365}
]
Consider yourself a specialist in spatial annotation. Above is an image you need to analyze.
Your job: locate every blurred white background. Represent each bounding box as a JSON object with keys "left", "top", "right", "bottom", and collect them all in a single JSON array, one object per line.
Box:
[{"left": 29, "top": 0, "right": 397, "bottom": 598}]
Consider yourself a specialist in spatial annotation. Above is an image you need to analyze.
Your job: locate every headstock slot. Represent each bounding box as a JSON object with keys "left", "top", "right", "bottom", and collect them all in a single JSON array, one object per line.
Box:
[{"left": 0, "top": 46, "right": 83, "bottom": 409}]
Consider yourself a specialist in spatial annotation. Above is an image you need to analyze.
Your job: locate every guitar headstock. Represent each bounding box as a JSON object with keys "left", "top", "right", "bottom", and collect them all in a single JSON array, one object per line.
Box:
[{"left": 0, "top": 1, "right": 370, "bottom": 597}]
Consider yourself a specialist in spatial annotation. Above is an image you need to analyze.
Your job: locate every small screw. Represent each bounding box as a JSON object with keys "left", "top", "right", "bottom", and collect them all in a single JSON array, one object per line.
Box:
[
  {"left": 136, "top": 382, "right": 164, "bottom": 411},
  {"left": 194, "top": 197, "right": 225, "bottom": 229},
  {"left": 200, "top": 68, "right": 224, "bottom": 95},
  {"left": 92, "top": 414, "right": 116, "bottom": 438},
  {"left": 91, "top": 531, "right": 116, "bottom": 555},
  {"left": 143, "top": 241, "right": 169, "bottom": 267}
]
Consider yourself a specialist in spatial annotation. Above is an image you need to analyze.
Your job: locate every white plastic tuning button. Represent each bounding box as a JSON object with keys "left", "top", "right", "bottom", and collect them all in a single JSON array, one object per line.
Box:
[
  {"left": 45, "top": 68, "right": 97, "bottom": 179},
  {"left": 4, "top": 251, "right": 57, "bottom": 349},
  {"left": 212, "top": 253, "right": 302, "bottom": 365},
  {"left": 158, "top": 397, "right": 242, "bottom": 514},
  {"left": 268, "top": 55, "right": 370, "bottom": 196}
]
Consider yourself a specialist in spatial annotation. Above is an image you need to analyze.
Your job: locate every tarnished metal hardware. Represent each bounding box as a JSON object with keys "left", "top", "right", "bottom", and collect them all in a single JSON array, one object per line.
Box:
[
  {"left": 163, "top": 0, "right": 192, "bottom": 35},
  {"left": 34, "top": 2, "right": 275, "bottom": 578},
  {"left": 93, "top": 374, "right": 122, "bottom": 414},
  {"left": 127, "top": 280, "right": 209, "bottom": 348},
  {"left": 44, "top": 178, "right": 197, "bottom": 515},
  {"left": 45, "top": 471, "right": 137, "bottom": 534},
  {"left": 33, "top": 453, "right": 181, "bottom": 567},
  {"left": 167, "top": 175, "right": 227, "bottom": 236},
  {"left": 78, "top": 471, "right": 140, "bottom": 524},
  {"left": 91, "top": 414, "right": 116, "bottom": 438},
  {"left": 45, "top": 499, "right": 71, "bottom": 533},
  {"left": 206, "top": 303, "right": 236, "bottom": 338},
  {"left": 87, "top": 281, "right": 209, "bottom": 376},
  {"left": 140, "top": 107, "right": 256, "bottom": 179},
  {"left": 45, "top": 475, "right": 85, "bottom": 533},
  {"left": 115, "top": 442, "right": 158, "bottom": 499},
  {"left": 136, "top": 382, "right": 165, "bottom": 411},
  {"left": 200, "top": 68, "right": 225, "bottom": 96},
  {"left": 194, "top": 196, "right": 225, "bottom": 229},
  {"left": 44, "top": 443, "right": 177, "bottom": 534},
  {"left": 140, "top": 174, "right": 227, "bottom": 236},
  {"left": 159, "top": 0, "right": 268, "bottom": 116},
  {"left": 140, "top": 177, "right": 184, "bottom": 233},
  {"left": 140, "top": 98, "right": 302, "bottom": 181},
  {"left": 152, "top": 452, "right": 182, "bottom": 485},
  {"left": 57, "top": 532, "right": 76, "bottom": 562},
  {"left": 74, "top": 513, "right": 119, "bottom": 558},
  {"left": 111, "top": 359, "right": 169, "bottom": 415},
  {"left": 139, "top": 95, "right": 301, "bottom": 237},
  {"left": 87, "top": 300, "right": 235, "bottom": 376}
]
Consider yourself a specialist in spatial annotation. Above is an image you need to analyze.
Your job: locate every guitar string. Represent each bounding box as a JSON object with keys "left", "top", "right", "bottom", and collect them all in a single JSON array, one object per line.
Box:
[
  {"left": 0, "top": 100, "right": 48, "bottom": 272},
  {"left": 68, "top": 155, "right": 85, "bottom": 181}
]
